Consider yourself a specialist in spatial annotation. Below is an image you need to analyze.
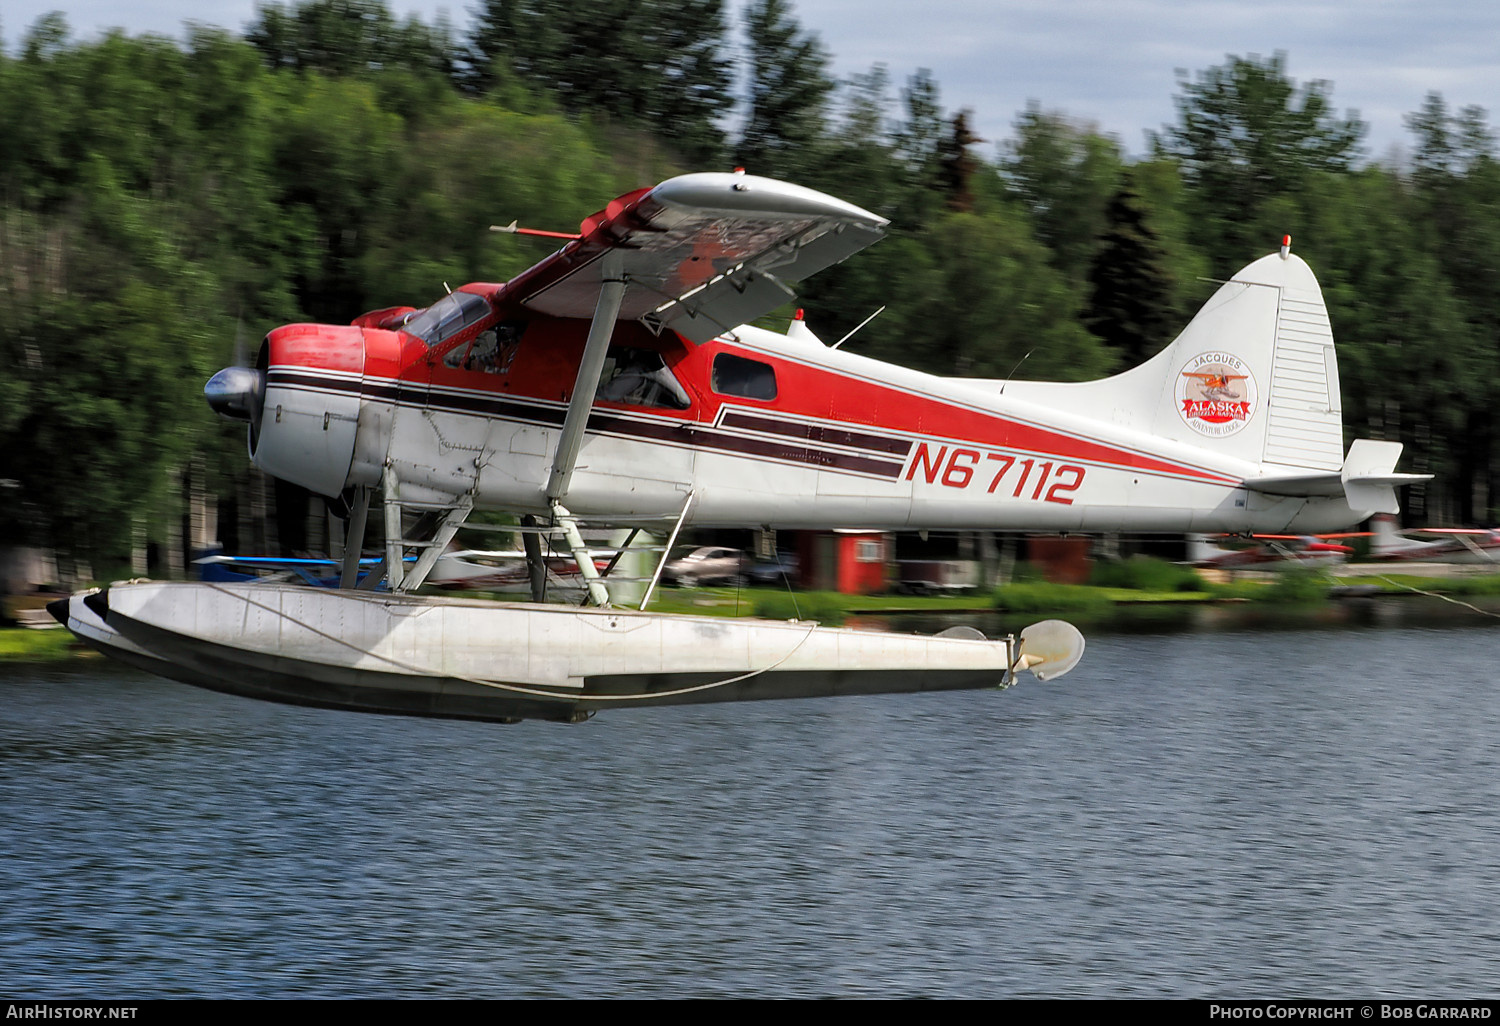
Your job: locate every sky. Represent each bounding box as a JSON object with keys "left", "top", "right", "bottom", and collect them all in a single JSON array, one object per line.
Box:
[{"left": 4, "top": 0, "right": 1499, "bottom": 163}]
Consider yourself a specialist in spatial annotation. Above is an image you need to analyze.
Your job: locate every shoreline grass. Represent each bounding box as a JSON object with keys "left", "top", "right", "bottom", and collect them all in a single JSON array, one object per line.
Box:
[{"left": 0, "top": 627, "right": 94, "bottom": 662}]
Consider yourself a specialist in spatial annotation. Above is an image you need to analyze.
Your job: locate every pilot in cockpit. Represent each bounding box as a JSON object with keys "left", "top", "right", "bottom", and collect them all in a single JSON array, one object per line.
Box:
[
  {"left": 448, "top": 323, "right": 523, "bottom": 374},
  {"left": 462, "top": 329, "right": 500, "bottom": 372}
]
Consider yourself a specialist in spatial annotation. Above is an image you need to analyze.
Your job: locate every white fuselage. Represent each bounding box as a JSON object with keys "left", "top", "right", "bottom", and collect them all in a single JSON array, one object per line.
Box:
[{"left": 327, "top": 327, "right": 1369, "bottom": 535}]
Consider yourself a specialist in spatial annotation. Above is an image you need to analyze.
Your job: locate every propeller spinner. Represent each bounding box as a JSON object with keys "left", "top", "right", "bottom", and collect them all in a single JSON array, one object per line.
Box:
[{"left": 204, "top": 365, "right": 265, "bottom": 423}]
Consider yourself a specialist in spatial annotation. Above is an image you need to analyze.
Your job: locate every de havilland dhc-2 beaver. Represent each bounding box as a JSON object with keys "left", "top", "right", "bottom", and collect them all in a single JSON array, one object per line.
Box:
[{"left": 54, "top": 171, "right": 1427, "bottom": 723}]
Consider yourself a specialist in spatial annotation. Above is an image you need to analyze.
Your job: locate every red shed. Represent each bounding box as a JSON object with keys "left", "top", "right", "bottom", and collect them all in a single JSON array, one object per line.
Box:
[
  {"left": 1026, "top": 535, "right": 1092, "bottom": 584},
  {"left": 798, "top": 530, "right": 890, "bottom": 594}
]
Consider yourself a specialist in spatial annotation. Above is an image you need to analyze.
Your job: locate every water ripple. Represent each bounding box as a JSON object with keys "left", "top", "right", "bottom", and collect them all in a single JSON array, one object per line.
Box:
[{"left": 3, "top": 620, "right": 1499, "bottom": 997}]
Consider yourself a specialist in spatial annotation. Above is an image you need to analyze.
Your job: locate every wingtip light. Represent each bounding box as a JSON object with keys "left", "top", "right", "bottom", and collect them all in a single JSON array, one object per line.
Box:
[{"left": 1280, "top": 234, "right": 1292, "bottom": 259}]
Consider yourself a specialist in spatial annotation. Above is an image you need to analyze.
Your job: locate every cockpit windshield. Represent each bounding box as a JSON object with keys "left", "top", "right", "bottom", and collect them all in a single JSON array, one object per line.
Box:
[{"left": 402, "top": 291, "right": 491, "bottom": 348}]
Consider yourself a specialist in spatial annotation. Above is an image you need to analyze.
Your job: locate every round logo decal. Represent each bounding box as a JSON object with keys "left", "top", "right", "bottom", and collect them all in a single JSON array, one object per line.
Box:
[{"left": 1176, "top": 352, "right": 1257, "bottom": 437}]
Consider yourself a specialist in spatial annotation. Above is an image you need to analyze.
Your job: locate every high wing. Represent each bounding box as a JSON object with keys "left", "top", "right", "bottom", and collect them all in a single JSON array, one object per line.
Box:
[
  {"left": 320, "top": 172, "right": 893, "bottom": 598},
  {"left": 495, "top": 170, "right": 889, "bottom": 342},
  {"left": 481, "top": 171, "right": 888, "bottom": 510}
]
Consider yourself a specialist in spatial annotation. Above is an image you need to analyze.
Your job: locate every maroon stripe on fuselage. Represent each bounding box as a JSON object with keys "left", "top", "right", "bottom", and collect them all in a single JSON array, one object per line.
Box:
[
  {"left": 267, "top": 370, "right": 906, "bottom": 479},
  {"left": 718, "top": 410, "right": 913, "bottom": 456}
]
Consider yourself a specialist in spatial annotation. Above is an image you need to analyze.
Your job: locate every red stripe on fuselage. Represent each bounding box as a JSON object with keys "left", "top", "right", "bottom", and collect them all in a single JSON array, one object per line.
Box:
[
  {"left": 703, "top": 341, "right": 1241, "bottom": 486},
  {"left": 267, "top": 309, "right": 1239, "bottom": 488}
]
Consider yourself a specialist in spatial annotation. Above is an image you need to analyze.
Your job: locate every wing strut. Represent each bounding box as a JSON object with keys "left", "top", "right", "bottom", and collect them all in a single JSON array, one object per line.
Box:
[
  {"left": 546, "top": 251, "right": 624, "bottom": 504},
  {"left": 1456, "top": 533, "right": 1500, "bottom": 562}
]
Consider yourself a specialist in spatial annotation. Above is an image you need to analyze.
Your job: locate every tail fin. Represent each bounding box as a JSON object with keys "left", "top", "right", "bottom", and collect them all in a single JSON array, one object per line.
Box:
[
  {"left": 1370, "top": 513, "right": 1422, "bottom": 557},
  {"left": 1139, "top": 249, "right": 1344, "bottom": 470},
  {"left": 1153, "top": 257, "right": 1431, "bottom": 511},
  {"left": 993, "top": 246, "right": 1429, "bottom": 513},
  {"left": 1186, "top": 534, "right": 1226, "bottom": 565},
  {"left": 996, "top": 247, "right": 1344, "bottom": 470}
]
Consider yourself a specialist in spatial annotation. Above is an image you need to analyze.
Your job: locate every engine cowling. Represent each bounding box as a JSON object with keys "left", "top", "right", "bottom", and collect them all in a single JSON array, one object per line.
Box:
[{"left": 206, "top": 324, "right": 364, "bottom": 499}]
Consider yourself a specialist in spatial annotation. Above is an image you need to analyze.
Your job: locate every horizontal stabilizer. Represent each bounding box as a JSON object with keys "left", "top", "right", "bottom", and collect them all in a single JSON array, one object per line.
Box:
[
  {"left": 1243, "top": 471, "right": 1344, "bottom": 498},
  {"left": 1243, "top": 439, "right": 1430, "bottom": 514},
  {"left": 1341, "top": 439, "right": 1431, "bottom": 514}
]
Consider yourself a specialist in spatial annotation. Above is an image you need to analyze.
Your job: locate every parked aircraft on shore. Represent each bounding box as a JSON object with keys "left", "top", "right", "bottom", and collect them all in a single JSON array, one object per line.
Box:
[
  {"left": 1371, "top": 514, "right": 1500, "bottom": 564},
  {"left": 1187, "top": 533, "right": 1360, "bottom": 570},
  {"left": 56, "top": 171, "right": 1426, "bottom": 722}
]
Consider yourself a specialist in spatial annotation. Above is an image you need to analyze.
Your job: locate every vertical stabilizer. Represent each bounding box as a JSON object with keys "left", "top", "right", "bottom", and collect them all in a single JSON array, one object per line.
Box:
[
  {"left": 993, "top": 247, "right": 1347, "bottom": 475},
  {"left": 1146, "top": 250, "right": 1344, "bottom": 472},
  {"left": 1186, "top": 534, "right": 1225, "bottom": 565},
  {"left": 1370, "top": 514, "right": 1425, "bottom": 557}
]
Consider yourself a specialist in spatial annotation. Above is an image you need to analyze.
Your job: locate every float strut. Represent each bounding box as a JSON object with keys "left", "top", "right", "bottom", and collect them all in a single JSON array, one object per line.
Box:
[{"left": 552, "top": 503, "right": 610, "bottom": 608}]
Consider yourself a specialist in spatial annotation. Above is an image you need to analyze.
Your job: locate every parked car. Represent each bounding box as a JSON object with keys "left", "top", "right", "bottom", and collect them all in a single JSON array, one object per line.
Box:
[
  {"left": 662, "top": 546, "right": 749, "bottom": 587},
  {"left": 745, "top": 552, "right": 800, "bottom": 586},
  {"left": 894, "top": 559, "right": 980, "bottom": 595}
]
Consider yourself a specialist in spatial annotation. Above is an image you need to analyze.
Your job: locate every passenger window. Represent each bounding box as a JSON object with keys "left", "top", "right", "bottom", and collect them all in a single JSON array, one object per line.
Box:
[
  {"left": 711, "top": 353, "right": 777, "bottom": 401},
  {"left": 596, "top": 347, "right": 690, "bottom": 410}
]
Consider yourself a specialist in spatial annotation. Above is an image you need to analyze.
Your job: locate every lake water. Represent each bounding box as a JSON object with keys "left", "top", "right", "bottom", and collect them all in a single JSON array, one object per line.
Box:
[{"left": 3, "top": 597, "right": 1499, "bottom": 998}]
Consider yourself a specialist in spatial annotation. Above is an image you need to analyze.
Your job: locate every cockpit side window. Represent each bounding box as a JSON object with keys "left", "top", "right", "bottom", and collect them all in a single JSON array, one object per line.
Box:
[
  {"left": 596, "top": 347, "right": 691, "bottom": 410},
  {"left": 444, "top": 320, "right": 527, "bottom": 374},
  {"left": 711, "top": 353, "right": 777, "bottom": 401},
  {"left": 402, "top": 291, "right": 491, "bottom": 349}
]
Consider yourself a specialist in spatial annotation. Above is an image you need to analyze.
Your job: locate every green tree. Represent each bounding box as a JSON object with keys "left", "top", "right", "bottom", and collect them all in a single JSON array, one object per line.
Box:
[
  {"left": 910, "top": 210, "right": 1115, "bottom": 382},
  {"left": 1084, "top": 183, "right": 1179, "bottom": 365},
  {"left": 470, "top": 0, "right": 732, "bottom": 165},
  {"left": 1154, "top": 52, "right": 1365, "bottom": 266},
  {"left": 1284, "top": 169, "right": 1490, "bottom": 523},
  {"left": 1120, "top": 157, "right": 1214, "bottom": 318},
  {"left": 804, "top": 64, "right": 903, "bottom": 209},
  {"left": 0, "top": 30, "right": 228, "bottom": 566},
  {"left": 893, "top": 69, "right": 943, "bottom": 178},
  {"left": 1001, "top": 102, "right": 1124, "bottom": 283},
  {"left": 247, "top": 0, "right": 458, "bottom": 79},
  {"left": 263, "top": 73, "right": 405, "bottom": 320},
  {"left": 359, "top": 105, "right": 666, "bottom": 305},
  {"left": 1402, "top": 93, "right": 1500, "bottom": 520},
  {"left": 735, "top": 0, "right": 835, "bottom": 179},
  {"left": 1406, "top": 92, "right": 1495, "bottom": 184}
]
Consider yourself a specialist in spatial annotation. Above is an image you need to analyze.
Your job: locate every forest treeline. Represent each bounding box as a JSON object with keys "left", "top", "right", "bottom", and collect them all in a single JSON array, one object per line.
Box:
[{"left": 2, "top": 0, "right": 1498, "bottom": 574}]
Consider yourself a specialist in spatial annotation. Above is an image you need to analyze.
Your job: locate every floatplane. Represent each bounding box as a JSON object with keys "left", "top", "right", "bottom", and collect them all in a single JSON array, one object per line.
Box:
[
  {"left": 1371, "top": 514, "right": 1500, "bottom": 564},
  {"left": 1187, "top": 533, "right": 1366, "bottom": 570},
  {"left": 55, "top": 171, "right": 1426, "bottom": 723}
]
